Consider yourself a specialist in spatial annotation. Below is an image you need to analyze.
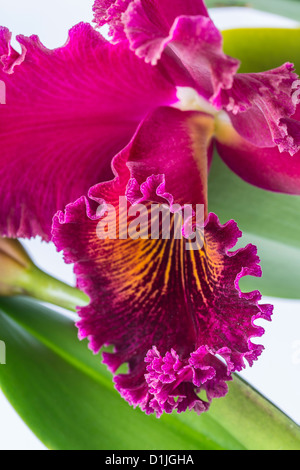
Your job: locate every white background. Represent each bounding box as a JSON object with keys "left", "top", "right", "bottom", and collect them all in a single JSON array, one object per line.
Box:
[{"left": 0, "top": 0, "right": 300, "bottom": 450}]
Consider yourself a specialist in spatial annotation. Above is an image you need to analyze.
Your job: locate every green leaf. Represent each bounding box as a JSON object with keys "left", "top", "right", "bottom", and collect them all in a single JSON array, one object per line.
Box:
[
  {"left": 206, "top": 0, "right": 300, "bottom": 22},
  {"left": 209, "top": 153, "right": 300, "bottom": 299},
  {"left": 211, "top": 26, "right": 300, "bottom": 299},
  {"left": 209, "top": 26, "right": 300, "bottom": 299},
  {"left": 1, "top": 297, "right": 299, "bottom": 450},
  {"left": 208, "top": 27, "right": 300, "bottom": 299},
  {"left": 208, "top": 376, "right": 300, "bottom": 450},
  {"left": 222, "top": 28, "right": 300, "bottom": 74},
  {"left": 0, "top": 297, "right": 242, "bottom": 450}
]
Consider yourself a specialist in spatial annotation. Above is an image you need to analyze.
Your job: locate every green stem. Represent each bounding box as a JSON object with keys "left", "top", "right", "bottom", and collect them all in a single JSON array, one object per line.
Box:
[
  {"left": 209, "top": 374, "right": 300, "bottom": 450},
  {"left": 17, "top": 266, "right": 89, "bottom": 312}
]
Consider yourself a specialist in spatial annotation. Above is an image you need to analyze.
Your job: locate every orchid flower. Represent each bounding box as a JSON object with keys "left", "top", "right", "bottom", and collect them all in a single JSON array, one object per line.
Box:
[{"left": 1, "top": 0, "right": 300, "bottom": 417}]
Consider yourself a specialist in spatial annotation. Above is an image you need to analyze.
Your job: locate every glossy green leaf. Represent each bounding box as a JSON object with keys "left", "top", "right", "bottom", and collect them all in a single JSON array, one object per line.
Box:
[
  {"left": 222, "top": 28, "right": 300, "bottom": 74},
  {"left": 206, "top": 0, "right": 300, "bottom": 22},
  {"left": 209, "top": 26, "right": 300, "bottom": 298},
  {"left": 0, "top": 297, "right": 242, "bottom": 450},
  {"left": 209, "top": 154, "right": 300, "bottom": 299},
  {"left": 208, "top": 376, "right": 300, "bottom": 450},
  {"left": 1, "top": 297, "right": 300, "bottom": 450}
]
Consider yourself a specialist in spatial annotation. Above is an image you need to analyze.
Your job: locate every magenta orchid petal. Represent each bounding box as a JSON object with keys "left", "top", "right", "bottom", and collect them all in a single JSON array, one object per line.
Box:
[
  {"left": 215, "top": 121, "right": 300, "bottom": 195},
  {"left": 93, "top": 0, "right": 240, "bottom": 101},
  {"left": 94, "top": 0, "right": 300, "bottom": 156},
  {"left": 122, "top": 0, "right": 209, "bottom": 65},
  {"left": 279, "top": 106, "right": 300, "bottom": 154},
  {"left": 0, "top": 23, "right": 176, "bottom": 239},
  {"left": 122, "top": 3, "right": 240, "bottom": 101},
  {"left": 93, "top": 0, "right": 132, "bottom": 42},
  {"left": 215, "top": 63, "right": 300, "bottom": 155},
  {"left": 123, "top": 107, "right": 215, "bottom": 211},
  {"left": 140, "top": 345, "right": 229, "bottom": 417},
  {"left": 52, "top": 108, "right": 272, "bottom": 416},
  {"left": 93, "top": 0, "right": 209, "bottom": 41}
]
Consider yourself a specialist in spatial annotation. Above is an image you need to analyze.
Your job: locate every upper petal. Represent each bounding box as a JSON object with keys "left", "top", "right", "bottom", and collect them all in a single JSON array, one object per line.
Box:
[
  {"left": 93, "top": 0, "right": 240, "bottom": 102},
  {"left": 122, "top": 2, "right": 240, "bottom": 101},
  {"left": 214, "top": 63, "right": 300, "bottom": 155},
  {"left": 93, "top": 0, "right": 209, "bottom": 40},
  {"left": 0, "top": 23, "right": 176, "bottom": 240}
]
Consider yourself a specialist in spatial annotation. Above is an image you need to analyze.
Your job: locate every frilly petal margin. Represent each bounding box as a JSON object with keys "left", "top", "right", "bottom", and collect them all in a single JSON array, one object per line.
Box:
[
  {"left": 93, "top": 0, "right": 209, "bottom": 42},
  {"left": 93, "top": 0, "right": 132, "bottom": 42},
  {"left": 214, "top": 64, "right": 300, "bottom": 155},
  {"left": 0, "top": 23, "right": 175, "bottom": 239},
  {"left": 52, "top": 109, "right": 273, "bottom": 417},
  {"left": 93, "top": 0, "right": 240, "bottom": 102},
  {"left": 122, "top": 3, "right": 240, "bottom": 102},
  {"left": 93, "top": 1, "right": 300, "bottom": 155}
]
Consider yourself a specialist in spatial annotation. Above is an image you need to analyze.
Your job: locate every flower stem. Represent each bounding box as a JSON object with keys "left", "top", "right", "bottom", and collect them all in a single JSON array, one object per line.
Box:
[
  {"left": 17, "top": 266, "right": 89, "bottom": 312},
  {"left": 0, "top": 238, "right": 88, "bottom": 311}
]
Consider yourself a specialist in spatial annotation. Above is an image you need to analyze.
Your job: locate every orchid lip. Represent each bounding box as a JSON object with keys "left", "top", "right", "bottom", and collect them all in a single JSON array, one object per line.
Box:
[{"left": 52, "top": 104, "right": 274, "bottom": 416}]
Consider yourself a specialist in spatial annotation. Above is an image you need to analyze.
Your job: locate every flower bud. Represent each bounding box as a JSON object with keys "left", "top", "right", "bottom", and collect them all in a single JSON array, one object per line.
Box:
[
  {"left": 0, "top": 237, "right": 88, "bottom": 310},
  {"left": 0, "top": 238, "right": 33, "bottom": 296}
]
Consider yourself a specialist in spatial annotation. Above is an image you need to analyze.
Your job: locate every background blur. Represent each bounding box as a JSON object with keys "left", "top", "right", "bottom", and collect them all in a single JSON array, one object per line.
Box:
[{"left": 0, "top": 0, "right": 299, "bottom": 450}]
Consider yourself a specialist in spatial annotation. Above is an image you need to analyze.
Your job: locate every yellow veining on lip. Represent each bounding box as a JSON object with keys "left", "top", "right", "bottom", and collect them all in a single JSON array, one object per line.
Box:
[{"left": 97, "top": 213, "right": 225, "bottom": 318}]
